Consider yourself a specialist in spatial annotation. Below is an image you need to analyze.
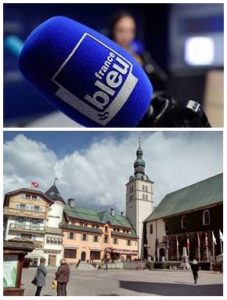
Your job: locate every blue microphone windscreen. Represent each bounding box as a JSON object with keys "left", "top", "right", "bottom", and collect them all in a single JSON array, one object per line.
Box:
[{"left": 19, "top": 16, "right": 153, "bottom": 127}]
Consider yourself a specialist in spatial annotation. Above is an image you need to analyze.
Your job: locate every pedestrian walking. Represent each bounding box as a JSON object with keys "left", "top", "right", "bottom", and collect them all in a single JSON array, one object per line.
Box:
[
  {"left": 55, "top": 258, "right": 70, "bottom": 296},
  {"left": 190, "top": 259, "right": 199, "bottom": 284},
  {"left": 33, "top": 257, "right": 47, "bottom": 296}
]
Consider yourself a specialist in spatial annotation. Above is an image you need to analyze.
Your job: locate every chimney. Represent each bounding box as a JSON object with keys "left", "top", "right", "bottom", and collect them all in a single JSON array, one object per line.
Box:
[
  {"left": 68, "top": 198, "right": 75, "bottom": 208},
  {"left": 121, "top": 211, "right": 124, "bottom": 217},
  {"left": 110, "top": 208, "right": 115, "bottom": 216}
]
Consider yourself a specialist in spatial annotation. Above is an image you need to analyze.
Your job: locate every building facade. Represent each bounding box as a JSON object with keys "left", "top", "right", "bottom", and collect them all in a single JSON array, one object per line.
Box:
[
  {"left": 3, "top": 184, "right": 65, "bottom": 266},
  {"left": 126, "top": 144, "right": 154, "bottom": 258},
  {"left": 43, "top": 184, "right": 65, "bottom": 266},
  {"left": 61, "top": 198, "right": 138, "bottom": 264},
  {"left": 145, "top": 173, "right": 223, "bottom": 262}
]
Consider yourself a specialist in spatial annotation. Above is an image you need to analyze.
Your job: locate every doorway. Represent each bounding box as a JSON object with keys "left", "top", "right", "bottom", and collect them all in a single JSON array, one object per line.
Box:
[
  {"left": 48, "top": 255, "right": 56, "bottom": 266},
  {"left": 81, "top": 251, "right": 86, "bottom": 261}
]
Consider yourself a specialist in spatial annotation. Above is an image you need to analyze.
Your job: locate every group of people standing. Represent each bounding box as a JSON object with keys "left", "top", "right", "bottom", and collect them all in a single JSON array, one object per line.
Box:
[{"left": 33, "top": 258, "right": 70, "bottom": 296}]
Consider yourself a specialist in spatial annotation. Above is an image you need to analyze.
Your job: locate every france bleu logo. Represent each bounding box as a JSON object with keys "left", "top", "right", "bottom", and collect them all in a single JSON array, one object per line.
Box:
[{"left": 52, "top": 33, "right": 138, "bottom": 125}]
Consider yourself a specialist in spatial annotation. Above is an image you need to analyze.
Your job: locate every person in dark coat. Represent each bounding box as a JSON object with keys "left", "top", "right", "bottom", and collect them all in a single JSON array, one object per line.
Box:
[
  {"left": 35, "top": 257, "right": 47, "bottom": 296},
  {"left": 55, "top": 258, "right": 70, "bottom": 296},
  {"left": 190, "top": 259, "right": 199, "bottom": 284}
]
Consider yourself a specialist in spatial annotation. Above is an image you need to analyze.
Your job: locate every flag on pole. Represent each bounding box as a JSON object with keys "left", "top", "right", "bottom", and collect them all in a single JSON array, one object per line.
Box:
[
  {"left": 186, "top": 236, "right": 190, "bottom": 257},
  {"left": 187, "top": 237, "right": 190, "bottom": 248},
  {"left": 197, "top": 232, "right": 200, "bottom": 247},
  {"left": 31, "top": 181, "right": 39, "bottom": 188},
  {"left": 219, "top": 229, "right": 223, "bottom": 242},
  {"left": 197, "top": 232, "right": 201, "bottom": 262},
  {"left": 212, "top": 231, "right": 217, "bottom": 245},
  {"left": 205, "top": 232, "right": 208, "bottom": 247},
  {"left": 176, "top": 235, "right": 179, "bottom": 260}
]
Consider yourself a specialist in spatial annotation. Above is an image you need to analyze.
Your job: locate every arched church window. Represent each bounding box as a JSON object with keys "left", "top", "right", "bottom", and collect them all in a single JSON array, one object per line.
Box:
[
  {"left": 203, "top": 210, "right": 210, "bottom": 225},
  {"left": 181, "top": 215, "right": 187, "bottom": 229}
]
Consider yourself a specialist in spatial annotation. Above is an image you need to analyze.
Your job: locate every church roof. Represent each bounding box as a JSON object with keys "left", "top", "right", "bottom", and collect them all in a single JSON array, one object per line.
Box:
[
  {"left": 63, "top": 204, "right": 136, "bottom": 232},
  {"left": 145, "top": 173, "right": 223, "bottom": 222},
  {"left": 45, "top": 184, "right": 65, "bottom": 203}
]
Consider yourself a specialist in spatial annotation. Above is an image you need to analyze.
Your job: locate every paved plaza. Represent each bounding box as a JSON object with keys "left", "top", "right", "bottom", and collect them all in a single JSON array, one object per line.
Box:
[{"left": 22, "top": 267, "right": 223, "bottom": 296}]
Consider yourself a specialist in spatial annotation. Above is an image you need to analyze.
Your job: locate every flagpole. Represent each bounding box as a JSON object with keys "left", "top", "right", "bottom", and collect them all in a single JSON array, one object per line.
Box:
[
  {"left": 212, "top": 239, "right": 215, "bottom": 262},
  {"left": 205, "top": 232, "right": 209, "bottom": 262},
  {"left": 166, "top": 236, "right": 169, "bottom": 261},
  {"left": 197, "top": 233, "right": 201, "bottom": 262},
  {"left": 187, "top": 236, "right": 190, "bottom": 259},
  {"left": 220, "top": 235, "right": 223, "bottom": 254},
  {"left": 176, "top": 235, "right": 179, "bottom": 261},
  {"left": 219, "top": 230, "right": 223, "bottom": 254},
  {"left": 212, "top": 231, "right": 217, "bottom": 262}
]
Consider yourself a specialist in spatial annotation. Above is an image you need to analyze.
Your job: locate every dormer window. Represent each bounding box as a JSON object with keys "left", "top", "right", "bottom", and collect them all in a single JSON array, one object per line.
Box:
[
  {"left": 181, "top": 215, "right": 187, "bottom": 229},
  {"left": 203, "top": 210, "right": 210, "bottom": 225}
]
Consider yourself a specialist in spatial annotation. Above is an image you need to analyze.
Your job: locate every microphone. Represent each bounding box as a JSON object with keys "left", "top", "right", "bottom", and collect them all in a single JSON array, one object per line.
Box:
[{"left": 19, "top": 16, "right": 153, "bottom": 127}]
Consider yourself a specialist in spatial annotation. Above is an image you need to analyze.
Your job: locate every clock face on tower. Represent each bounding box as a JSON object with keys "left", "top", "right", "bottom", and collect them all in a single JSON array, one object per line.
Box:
[{"left": 143, "top": 175, "right": 148, "bottom": 180}]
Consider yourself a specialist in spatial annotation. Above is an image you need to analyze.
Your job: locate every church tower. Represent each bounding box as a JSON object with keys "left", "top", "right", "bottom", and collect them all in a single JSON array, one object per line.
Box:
[{"left": 126, "top": 142, "right": 154, "bottom": 258}]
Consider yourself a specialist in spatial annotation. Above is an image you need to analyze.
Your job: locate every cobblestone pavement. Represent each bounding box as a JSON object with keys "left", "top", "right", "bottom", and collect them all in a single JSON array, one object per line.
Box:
[{"left": 22, "top": 267, "right": 223, "bottom": 296}]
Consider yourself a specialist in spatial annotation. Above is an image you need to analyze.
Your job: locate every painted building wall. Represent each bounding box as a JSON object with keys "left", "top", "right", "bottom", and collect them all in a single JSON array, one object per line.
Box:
[
  {"left": 62, "top": 222, "right": 138, "bottom": 264},
  {"left": 46, "top": 202, "right": 64, "bottom": 228},
  {"left": 4, "top": 192, "right": 51, "bottom": 266},
  {"left": 146, "top": 219, "right": 166, "bottom": 259},
  {"left": 43, "top": 201, "right": 64, "bottom": 266},
  {"left": 4, "top": 193, "right": 49, "bottom": 216}
]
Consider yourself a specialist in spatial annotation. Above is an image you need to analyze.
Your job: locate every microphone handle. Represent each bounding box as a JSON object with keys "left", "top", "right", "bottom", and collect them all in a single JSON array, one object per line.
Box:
[{"left": 138, "top": 94, "right": 211, "bottom": 128}]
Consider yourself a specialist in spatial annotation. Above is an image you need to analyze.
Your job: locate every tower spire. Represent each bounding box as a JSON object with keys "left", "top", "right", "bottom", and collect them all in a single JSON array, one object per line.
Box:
[
  {"left": 126, "top": 141, "right": 154, "bottom": 259},
  {"left": 139, "top": 136, "right": 141, "bottom": 148},
  {"left": 134, "top": 143, "right": 145, "bottom": 176}
]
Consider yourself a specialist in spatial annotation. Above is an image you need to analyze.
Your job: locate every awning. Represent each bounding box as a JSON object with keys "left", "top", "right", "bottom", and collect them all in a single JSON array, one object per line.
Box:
[
  {"left": 112, "top": 249, "right": 138, "bottom": 254},
  {"left": 90, "top": 248, "right": 101, "bottom": 252},
  {"left": 64, "top": 245, "right": 79, "bottom": 249},
  {"left": 44, "top": 250, "right": 61, "bottom": 254}
]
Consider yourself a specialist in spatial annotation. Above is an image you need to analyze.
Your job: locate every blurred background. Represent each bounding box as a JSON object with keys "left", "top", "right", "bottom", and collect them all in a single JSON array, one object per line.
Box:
[{"left": 4, "top": 3, "right": 224, "bottom": 127}]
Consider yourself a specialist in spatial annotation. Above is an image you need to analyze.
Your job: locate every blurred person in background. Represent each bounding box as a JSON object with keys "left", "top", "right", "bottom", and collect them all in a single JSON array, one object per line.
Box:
[{"left": 109, "top": 11, "right": 168, "bottom": 90}]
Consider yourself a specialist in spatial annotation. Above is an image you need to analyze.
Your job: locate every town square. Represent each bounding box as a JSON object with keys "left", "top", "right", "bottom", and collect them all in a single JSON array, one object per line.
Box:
[
  {"left": 3, "top": 131, "right": 223, "bottom": 296},
  {"left": 22, "top": 268, "right": 223, "bottom": 296}
]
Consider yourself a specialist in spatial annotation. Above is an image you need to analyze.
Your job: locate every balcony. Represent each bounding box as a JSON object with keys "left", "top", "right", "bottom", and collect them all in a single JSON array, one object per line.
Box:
[
  {"left": 4, "top": 207, "right": 46, "bottom": 219},
  {"left": 9, "top": 223, "right": 45, "bottom": 234}
]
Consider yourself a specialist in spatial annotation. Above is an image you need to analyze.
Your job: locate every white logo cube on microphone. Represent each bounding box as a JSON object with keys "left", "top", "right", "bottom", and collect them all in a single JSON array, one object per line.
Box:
[{"left": 52, "top": 33, "right": 138, "bottom": 125}]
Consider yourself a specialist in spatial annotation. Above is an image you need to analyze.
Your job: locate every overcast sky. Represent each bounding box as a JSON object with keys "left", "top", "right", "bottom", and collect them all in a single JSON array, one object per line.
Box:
[{"left": 3, "top": 131, "right": 223, "bottom": 213}]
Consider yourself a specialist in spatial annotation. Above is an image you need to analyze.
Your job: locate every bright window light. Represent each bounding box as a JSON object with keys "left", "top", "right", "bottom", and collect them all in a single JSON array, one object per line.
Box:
[{"left": 184, "top": 37, "right": 214, "bottom": 66}]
